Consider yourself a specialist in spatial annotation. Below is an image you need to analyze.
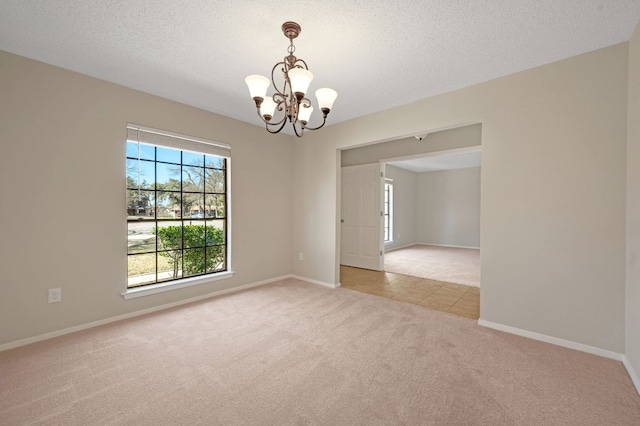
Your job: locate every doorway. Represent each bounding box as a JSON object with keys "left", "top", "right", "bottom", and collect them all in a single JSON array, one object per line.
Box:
[{"left": 338, "top": 125, "right": 482, "bottom": 319}]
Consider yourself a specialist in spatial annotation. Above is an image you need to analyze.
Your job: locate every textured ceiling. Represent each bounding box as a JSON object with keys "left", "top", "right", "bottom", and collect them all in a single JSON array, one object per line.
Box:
[{"left": 1, "top": 1, "right": 640, "bottom": 133}]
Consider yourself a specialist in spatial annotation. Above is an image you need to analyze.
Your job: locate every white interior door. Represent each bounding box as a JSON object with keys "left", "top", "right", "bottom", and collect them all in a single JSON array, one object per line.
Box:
[{"left": 340, "top": 163, "right": 384, "bottom": 270}]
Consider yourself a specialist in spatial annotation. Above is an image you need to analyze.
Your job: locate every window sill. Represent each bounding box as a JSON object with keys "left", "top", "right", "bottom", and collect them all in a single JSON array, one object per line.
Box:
[{"left": 122, "top": 271, "right": 235, "bottom": 300}]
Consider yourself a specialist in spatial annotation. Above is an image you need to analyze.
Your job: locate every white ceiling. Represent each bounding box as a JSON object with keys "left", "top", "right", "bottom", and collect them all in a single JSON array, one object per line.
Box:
[
  {"left": 1, "top": 1, "right": 639, "bottom": 134},
  {"left": 387, "top": 150, "right": 481, "bottom": 173}
]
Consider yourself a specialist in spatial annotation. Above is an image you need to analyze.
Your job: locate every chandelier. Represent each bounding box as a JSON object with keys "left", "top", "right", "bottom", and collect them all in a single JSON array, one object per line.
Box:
[{"left": 245, "top": 21, "right": 337, "bottom": 137}]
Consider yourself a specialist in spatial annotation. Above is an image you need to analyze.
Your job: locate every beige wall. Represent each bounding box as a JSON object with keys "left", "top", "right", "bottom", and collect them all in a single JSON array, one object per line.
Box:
[
  {"left": 294, "top": 43, "right": 628, "bottom": 352},
  {"left": 0, "top": 51, "right": 294, "bottom": 346},
  {"left": 417, "top": 167, "right": 481, "bottom": 248},
  {"left": 340, "top": 124, "right": 481, "bottom": 167},
  {"left": 383, "top": 165, "right": 417, "bottom": 250},
  {"left": 627, "top": 22, "right": 640, "bottom": 379}
]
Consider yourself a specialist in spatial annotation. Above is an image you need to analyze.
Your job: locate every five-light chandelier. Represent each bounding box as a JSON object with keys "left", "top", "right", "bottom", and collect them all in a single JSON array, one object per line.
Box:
[{"left": 245, "top": 21, "right": 337, "bottom": 137}]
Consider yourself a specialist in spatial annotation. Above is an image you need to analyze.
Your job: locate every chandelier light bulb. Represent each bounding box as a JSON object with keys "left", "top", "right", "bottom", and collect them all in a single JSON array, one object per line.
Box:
[
  {"left": 288, "top": 68, "right": 313, "bottom": 99},
  {"left": 316, "top": 88, "right": 338, "bottom": 112},
  {"left": 245, "top": 75, "right": 270, "bottom": 105},
  {"left": 260, "top": 96, "right": 277, "bottom": 121},
  {"left": 298, "top": 104, "right": 313, "bottom": 124}
]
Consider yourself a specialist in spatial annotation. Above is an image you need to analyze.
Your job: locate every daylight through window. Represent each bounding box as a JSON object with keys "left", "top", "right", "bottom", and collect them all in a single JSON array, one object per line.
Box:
[
  {"left": 384, "top": 179, "right": 393, "bottom": 243},
  {"left": 126, "top": 125, "right": 230, "bottom": 288}
]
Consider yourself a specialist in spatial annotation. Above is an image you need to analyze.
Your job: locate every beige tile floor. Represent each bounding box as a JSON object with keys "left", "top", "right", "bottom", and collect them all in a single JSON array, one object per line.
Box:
[{"left": 340, "top": 265, "right": 480, "bottom": 320}]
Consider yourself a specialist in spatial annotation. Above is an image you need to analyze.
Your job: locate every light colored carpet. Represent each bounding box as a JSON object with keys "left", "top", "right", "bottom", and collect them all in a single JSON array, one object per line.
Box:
[
  {"left": 1, "top": 278, "right": 639, "bottom": 425},
  {"left": 385, "top": 244, "right": 481, "bottom": 287}
]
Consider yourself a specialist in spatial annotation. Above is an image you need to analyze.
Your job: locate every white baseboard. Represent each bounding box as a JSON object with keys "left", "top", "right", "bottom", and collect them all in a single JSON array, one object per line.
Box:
[
  {"left": 0, "top": 275, "right": 290, "bottom": 353},
  {"left": 290, "top": 275, "right": 340, "bottom": 289},
  {"left": 418, "top": 243, "right": 480, "bottom": 250},
  {"left": 623, "top": 355, "right": 640, "bottom": 396},
  {"left": 477, "top": 319, "right": 623, "bottom": 361}
]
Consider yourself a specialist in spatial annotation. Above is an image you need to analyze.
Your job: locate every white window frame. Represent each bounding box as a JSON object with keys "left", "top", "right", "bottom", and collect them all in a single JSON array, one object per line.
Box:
[
  {"left": 122, "top": 124, "right": 233, "bottom": 300},
  {"left": 384, "top": 178, "right": 393, "bottom": 243}
]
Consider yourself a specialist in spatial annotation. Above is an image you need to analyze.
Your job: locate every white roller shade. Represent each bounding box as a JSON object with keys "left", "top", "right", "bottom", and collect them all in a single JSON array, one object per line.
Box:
[{"left": 126, "top": 124, "right": 230, "bottom": 158}]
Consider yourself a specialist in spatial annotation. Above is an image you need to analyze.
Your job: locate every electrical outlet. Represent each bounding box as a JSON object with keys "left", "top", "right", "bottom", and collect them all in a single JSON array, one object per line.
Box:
[
  {"left": 48, "top": 288, "right": 61, "bottom": 303},
  {"left": 298, "top": 252, "right": 304, "bottom": 261}
]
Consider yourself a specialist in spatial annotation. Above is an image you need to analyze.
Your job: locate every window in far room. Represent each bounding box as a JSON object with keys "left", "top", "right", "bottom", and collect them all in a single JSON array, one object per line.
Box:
[{"left": 384, "top": 178, "right": 393, "bottom": 243}]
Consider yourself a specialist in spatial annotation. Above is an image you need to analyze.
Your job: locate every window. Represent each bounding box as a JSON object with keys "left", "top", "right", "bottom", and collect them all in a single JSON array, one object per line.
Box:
[
  {"left": 126, "top": 124, "right": 231, "bottom": 289},
  {"left": 384, "top": 179, "right": 393, "bottom": 243}
]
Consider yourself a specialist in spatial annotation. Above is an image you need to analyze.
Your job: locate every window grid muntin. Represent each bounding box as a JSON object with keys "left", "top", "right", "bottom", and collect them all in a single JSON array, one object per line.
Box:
[{"left": 127, "top": 142, "right": 227, "bottom": 288}]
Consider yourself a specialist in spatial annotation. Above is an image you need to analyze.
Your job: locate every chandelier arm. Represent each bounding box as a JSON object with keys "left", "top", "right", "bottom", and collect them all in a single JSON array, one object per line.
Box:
[
  {"left": 289, "top": 99, "right": 298, "bottom": 124},
  {"left": 271, "top": 95, "right": 288, "bottom": 122},
  {"left": 272, "top": 102, "right": 289, "bottom": 125},
  {"left": 293, "top": 58, "right": 309, "bottom": 70},
  {"left": 292, "top": 121, "right": 304, "bottom": 138},
  {"left": 293, "top": 97, "right": 310, "bottom": 125},
  {"left": 271, "top": 61, "right": 288, "bottom": 97},
  {"left": 266, "top": 119, "right": 288, "bottom": 134},
  {"left": 266, "top": 114, "right": 287, "bottom": 126},
  {"left": 301, "top": 114, "right": 328, "bottom": 131},
  {"left": 254, "top": 106, "right": 287, "bottom": 126}
]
